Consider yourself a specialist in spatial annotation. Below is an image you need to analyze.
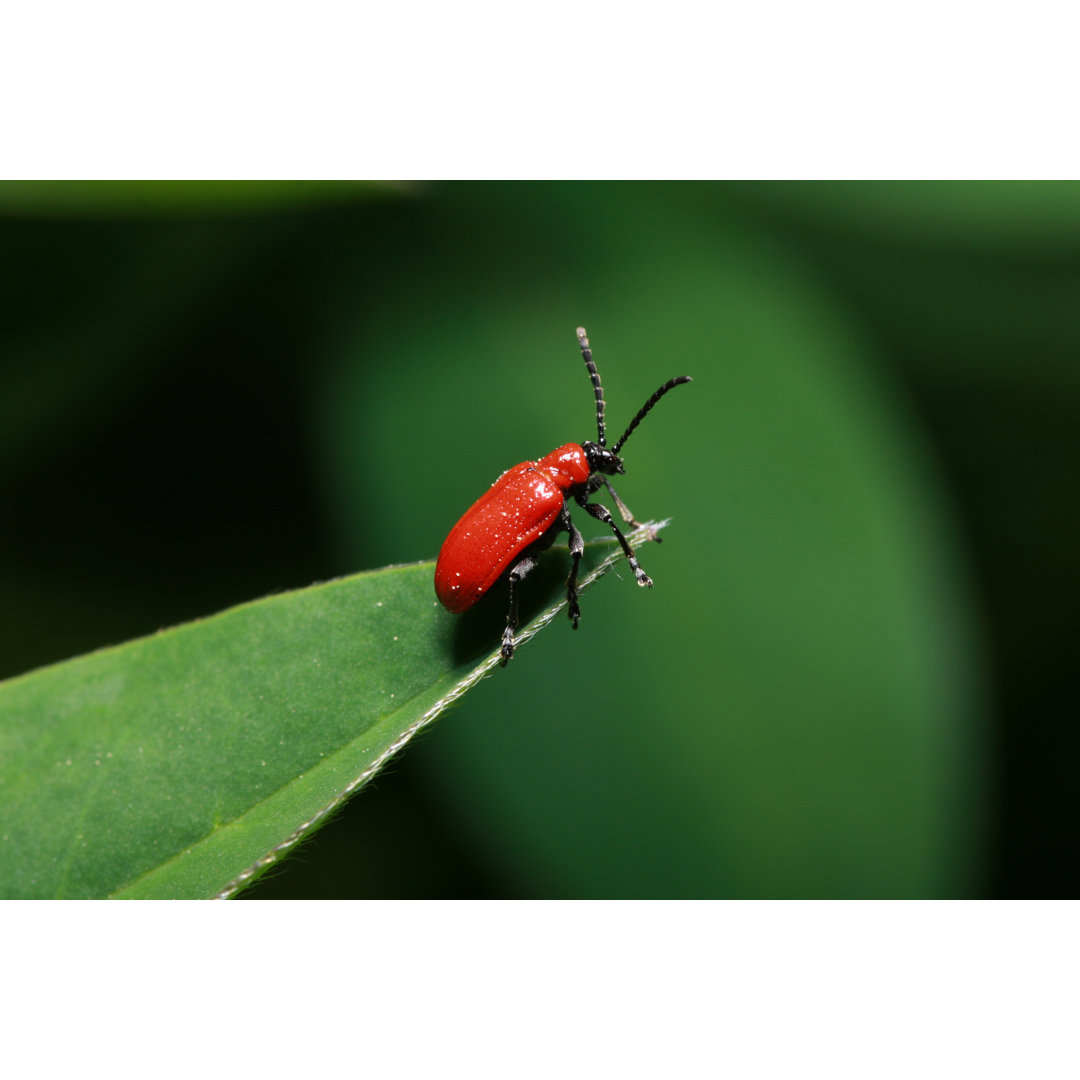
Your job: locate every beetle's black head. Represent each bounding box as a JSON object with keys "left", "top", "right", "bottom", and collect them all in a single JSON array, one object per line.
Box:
[{"left": 582, "top": 440, "right": 624, "bottom": 477}]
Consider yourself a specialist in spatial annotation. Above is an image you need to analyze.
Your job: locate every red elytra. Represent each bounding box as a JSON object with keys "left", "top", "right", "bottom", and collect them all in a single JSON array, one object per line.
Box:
[
  {"left": 435, "top": 444, "right": 591, "bottom": 614},
  {"left": 434, "top": 327, "right": 691, "bottom": 665}
]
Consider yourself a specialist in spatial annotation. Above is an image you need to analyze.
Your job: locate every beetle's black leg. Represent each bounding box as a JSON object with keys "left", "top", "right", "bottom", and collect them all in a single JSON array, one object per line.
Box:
[
  {"left": 501, "top": 553, "right": 538, "bottom": 665},
  {"left": 600, "top": 477, "right": 657, "bottom": 536},
  {"left": 562, "top": 506, "right": 585, "bottom": 628},
  {"left": 577, "top": 496, "right": 654, "bottom": 588},
  {"left": 583, "top": 475, "right": 650, "bottom": 533}
]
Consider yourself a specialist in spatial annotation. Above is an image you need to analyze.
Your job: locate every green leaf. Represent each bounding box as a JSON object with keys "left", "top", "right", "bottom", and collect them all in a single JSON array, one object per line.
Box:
[{"left": 0, "top": 533, "right": 631, "bottom": 899}]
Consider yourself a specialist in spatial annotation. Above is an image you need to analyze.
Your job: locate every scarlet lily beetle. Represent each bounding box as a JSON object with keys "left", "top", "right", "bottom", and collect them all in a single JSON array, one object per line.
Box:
[{"left": 434, "top": 326, "right": 691, "bottom": 665}]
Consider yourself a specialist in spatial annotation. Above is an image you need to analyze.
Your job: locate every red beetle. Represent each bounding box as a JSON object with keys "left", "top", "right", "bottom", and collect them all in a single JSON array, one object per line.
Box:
[{"left": 435, "top": 326, "right": 691, "bottom": 664}]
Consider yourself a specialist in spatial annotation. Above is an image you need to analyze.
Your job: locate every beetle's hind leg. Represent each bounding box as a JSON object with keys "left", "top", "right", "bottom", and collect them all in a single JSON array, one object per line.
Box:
[
  {"left": 501, "top": 553, "right": 539, "bottom": 665},
  {"left": 562, "top": 505, "right": 585, "bottom": 629}
]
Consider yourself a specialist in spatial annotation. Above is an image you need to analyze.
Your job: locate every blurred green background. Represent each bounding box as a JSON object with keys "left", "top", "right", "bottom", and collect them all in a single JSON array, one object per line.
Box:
[{"left": 1, "top": 181, "right": 1076, "bottom": 898}]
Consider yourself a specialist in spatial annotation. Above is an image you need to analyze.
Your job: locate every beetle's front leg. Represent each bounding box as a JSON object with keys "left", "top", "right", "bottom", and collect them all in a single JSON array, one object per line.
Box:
[{"left": 578, "top": 495, "right": 654, "bottom": 588}]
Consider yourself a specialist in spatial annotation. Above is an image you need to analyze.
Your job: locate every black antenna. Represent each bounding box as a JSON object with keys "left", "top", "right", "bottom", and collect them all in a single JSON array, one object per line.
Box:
[
  {"left": 611, "top": 375, "right": 693, "bottom": 455},
  {"left": 576, "top": 327, "right": 607, "bottom": 447}
]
